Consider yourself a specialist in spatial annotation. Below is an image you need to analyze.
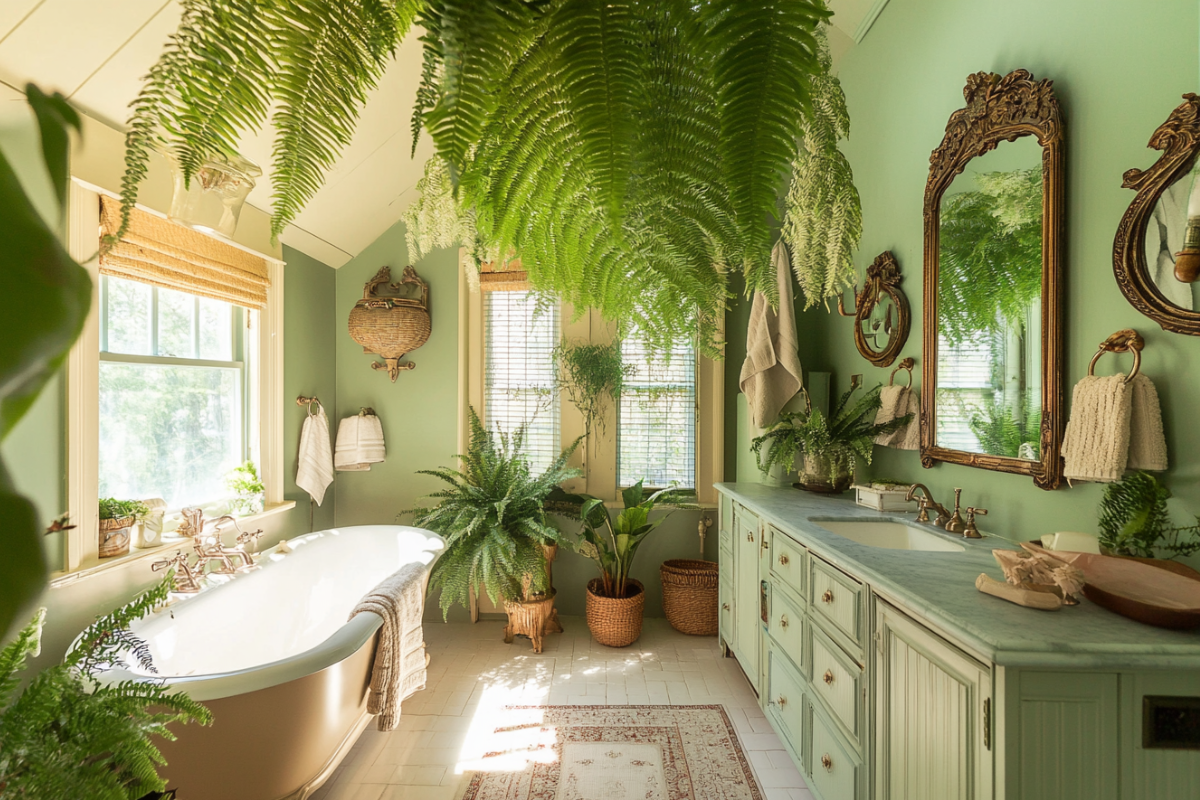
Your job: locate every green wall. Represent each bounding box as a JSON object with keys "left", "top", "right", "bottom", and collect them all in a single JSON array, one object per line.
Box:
[{"left": 795, "top": 0, "right": 1200, "bottom": 552}]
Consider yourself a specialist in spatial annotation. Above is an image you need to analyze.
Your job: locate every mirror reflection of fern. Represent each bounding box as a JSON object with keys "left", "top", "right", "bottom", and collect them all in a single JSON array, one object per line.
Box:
[
  {"left": 967, "top": 392, "right": 1041, "bottom": 460},
  {"left": 939, "top": 168, "right": 1042, "bottom": 347}
]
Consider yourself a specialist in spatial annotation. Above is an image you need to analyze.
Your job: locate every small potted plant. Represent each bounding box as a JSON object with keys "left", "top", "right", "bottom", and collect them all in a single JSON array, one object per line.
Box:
[
  {"left": 564, "top": 481, "right": 697, "bottom": 647},
  {"left": 752, "top": 384, "right": 912, "bottom": 494},
  {"left": 225, "top": 460, "right": 265, "bottom": 515},
  {"left": 98, "top": 498, "right": 150, "bottom": 558},
  {"left": 413, "top": 408, "right": 581, "bottom": 653}
]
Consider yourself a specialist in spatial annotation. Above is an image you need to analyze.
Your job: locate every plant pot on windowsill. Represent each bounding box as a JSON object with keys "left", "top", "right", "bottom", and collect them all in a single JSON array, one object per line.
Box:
[
  {"left": 586, "top": 578, "right": 646, "bottom": 647},
  {"left": 99, "top": 517, "right": 134, "bottom": 558},
  {"left": 795, "top": 452, "right": 853, "bottom": 494}
]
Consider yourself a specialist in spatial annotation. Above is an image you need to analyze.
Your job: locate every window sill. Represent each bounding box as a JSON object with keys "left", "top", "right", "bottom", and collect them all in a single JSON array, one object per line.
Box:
[{"left": 49, "top": 501, "right": 297, "bottom": 588}]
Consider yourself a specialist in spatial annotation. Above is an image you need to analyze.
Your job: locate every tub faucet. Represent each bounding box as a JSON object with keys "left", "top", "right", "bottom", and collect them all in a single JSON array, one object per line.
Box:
[
  {"left": 905, "top": 483, "right": 952, "bottom": 528},
  {"left": 185, "top": 514, "right": 256, "bottom": 574},
  {"left": 153, "top": 550, "right": 203, "bottom": 593}
]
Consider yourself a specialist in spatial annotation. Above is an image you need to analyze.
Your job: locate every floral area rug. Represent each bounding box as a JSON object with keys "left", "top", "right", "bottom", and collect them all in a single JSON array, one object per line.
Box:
[{"left": 460, "top": 705, "right": 763, "bottom": 800}]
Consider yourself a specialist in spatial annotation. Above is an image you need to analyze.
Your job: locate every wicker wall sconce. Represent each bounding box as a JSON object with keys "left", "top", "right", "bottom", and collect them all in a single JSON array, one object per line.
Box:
[{"left": 348, "top": 265, "right": 431, "bottom": 381}]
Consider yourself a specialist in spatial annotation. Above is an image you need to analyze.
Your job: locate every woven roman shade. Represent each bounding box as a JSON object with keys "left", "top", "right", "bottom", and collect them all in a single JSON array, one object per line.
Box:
[
  {"left": 99, "top": 195, "right": 271, "bottom": 310},
  {"left": 478, "top": 259, "right": 529, "bottom": 292}
]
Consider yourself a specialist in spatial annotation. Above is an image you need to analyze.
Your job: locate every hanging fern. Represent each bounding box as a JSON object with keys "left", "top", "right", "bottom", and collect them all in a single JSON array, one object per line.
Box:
[
  {"left": 554, "top": 339, "right": 634, "bottom": 436},
  {"left": 782, "top": 25, "right": 862, "bottom": 309}
]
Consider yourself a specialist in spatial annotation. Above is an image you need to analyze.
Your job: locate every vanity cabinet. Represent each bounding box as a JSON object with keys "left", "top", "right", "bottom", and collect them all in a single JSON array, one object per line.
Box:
[{"left": 719, "top": 498, "right": 762, "bottom": 693}]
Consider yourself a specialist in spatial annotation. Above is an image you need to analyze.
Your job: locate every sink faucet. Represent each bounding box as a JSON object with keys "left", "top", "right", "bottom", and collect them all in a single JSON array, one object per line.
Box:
[{"left": 905, "top": 484, "right": 952, "bottom": 528}]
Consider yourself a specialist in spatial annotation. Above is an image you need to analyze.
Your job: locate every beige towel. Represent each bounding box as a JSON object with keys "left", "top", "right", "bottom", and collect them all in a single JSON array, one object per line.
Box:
[
  {"left": 874, "top": 385, "right": 920, "bottom": 450},
  {"left": 349, "top": 561, "right": 429, "bottom": 731},
  {"left": 1062, "top": 372, "right": 1167, "bottom": 483},
  {"left": 739, "top": 240, "right": 804, "bottom": 428},
  {"left": 335, "top": 412, "right": 386, "bottom": 472},
  {"left": 296, "top": 407, "right": 334, "bottom": 505}
]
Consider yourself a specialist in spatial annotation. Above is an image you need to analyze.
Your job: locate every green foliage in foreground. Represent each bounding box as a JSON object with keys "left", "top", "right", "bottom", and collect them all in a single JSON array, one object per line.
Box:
[
  {"left": 1098, "top": 471, "right": 1200, "bottom": 559},
  {"left": 413, "top": 409, "right": 582, "bottom": 618},
  {"left": 0, "top": 576, "right": 212, "bottom": 799}
]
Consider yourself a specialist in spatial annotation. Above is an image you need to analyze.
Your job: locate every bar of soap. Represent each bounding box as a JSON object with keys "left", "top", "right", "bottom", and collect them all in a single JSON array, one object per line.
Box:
[{"left": 1041, "top": 531, "right": 1101, "bottom": 554}]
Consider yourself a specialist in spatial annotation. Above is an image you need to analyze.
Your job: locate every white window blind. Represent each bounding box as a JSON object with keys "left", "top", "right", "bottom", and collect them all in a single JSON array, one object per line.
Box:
[
  {"left": 618, "top": 335, "right": 696, "bottom": 489},
  {"left": 936, "top": 334, "right": 996, "bottom": 452},
  {"left": 483, "top": 290, "right": 560, "bottom": 475}
]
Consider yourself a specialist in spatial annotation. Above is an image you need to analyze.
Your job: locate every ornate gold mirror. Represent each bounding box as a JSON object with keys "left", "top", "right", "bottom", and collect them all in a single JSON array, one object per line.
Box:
[
  {"left": 921, "top": 69, "right": 1065, "bottom": 489},
  {"left": 1114, "top": 94, "right": 1200, "bottom": 333},
  {"left": 837, "top": 251, "right": 911, "bottom": 367}
]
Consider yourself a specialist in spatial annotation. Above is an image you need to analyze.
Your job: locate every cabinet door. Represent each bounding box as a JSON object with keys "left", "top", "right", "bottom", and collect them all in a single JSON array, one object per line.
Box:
[
  {"left": 734, "top": 510, "right": 761, "bottom": 691},
  {"left": 875, "top": 601, "right": 992, "bottom": 800}
]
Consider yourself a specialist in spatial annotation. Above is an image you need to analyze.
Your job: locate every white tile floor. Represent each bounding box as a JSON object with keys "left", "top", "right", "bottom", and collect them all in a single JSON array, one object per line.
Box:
[{"left": 311, "top": 616, "right": 813, "bottom": 800}]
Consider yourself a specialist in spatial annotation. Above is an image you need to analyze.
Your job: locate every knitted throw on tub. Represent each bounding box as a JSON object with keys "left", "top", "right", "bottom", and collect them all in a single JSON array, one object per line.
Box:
[{"left": 349, "top": 561, "right": 429, "bottom": 730}]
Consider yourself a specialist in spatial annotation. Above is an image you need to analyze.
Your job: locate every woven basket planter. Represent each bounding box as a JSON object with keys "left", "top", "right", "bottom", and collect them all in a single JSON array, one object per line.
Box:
[
  {"left": 586, "top": 579, "right": 645, "bottom": 647},
  {"left": 99, "top": 517, "right": 133, "bottom": 558},
  {"left": 661, "top": 559, "right": 719, "bottom": 636}
]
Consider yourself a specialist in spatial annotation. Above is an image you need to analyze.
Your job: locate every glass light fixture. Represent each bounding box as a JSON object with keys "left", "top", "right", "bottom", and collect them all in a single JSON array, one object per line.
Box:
[{"left": 168, "top": 151, "right": 262, "bottom": 239}]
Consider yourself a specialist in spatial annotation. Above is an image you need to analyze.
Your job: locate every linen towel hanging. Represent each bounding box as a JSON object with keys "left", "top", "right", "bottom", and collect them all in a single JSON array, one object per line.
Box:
[
  {"left": 296, "top": 405, "right": 334, "bottom": 505},
  {"left": 874, "top": 386, "right": 920, "bottom": 450},
  {"left": 739, "top": 240, "right": 804, "bottom": 428},
  {"left": 1061, "top": 373, "right": 1166, "bottom": 482},
  {"left": 348, "top": 561, "right": 429, "bottom": 731},
  {"left": 335, "top": 410, "right": 386, "bottom": 471}
]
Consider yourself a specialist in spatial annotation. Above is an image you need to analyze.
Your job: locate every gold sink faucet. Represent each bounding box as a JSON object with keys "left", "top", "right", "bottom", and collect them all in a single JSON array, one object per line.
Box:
[{"left": 905, "top": 483, "right": 952, "bottom": 528}]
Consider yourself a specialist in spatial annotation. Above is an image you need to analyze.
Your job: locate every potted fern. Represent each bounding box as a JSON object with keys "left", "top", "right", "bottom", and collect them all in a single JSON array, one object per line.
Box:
[
  {"left": 98, "top": 498, "right": 150, "bottom": 559},
  {"left": 413, "top": 409, "right": 580, "bottom": 653},
  {"left": 752, "top": 384, "right": 912, "bottom": 494},
  {"left": 559, "top": 481, "right": 697, "bottom": 647}
]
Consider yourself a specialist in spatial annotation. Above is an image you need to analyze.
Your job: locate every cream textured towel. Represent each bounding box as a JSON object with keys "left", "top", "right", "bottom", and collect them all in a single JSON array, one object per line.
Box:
[
  {"left": 335, "top": 412, "right": 386, "bottom": 471},
  {"left": 296, "top": 407, "right": 334, "bottom": 505},
  {"left": 1062, "top": 372, "right": 1167, "bottom": 482},
  {"left": 739, "top": 240, "right": 804, "bottom": 428},
  {"left": 874, "top": 385, "right": 920, "bottom": 450},
  {"left": 349, "top": 561, "right": 429, "bottom": 731}
]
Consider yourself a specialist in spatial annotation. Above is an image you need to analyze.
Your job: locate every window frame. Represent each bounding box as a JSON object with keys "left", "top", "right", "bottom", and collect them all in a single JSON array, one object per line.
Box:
[{"left": 60, "top": 182, "right": 289, "bottom": 578}]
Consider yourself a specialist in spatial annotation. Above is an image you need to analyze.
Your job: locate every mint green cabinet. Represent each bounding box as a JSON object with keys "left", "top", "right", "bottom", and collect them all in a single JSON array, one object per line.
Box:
[{"left": 734, "top": 504, "right": 762, "bottom": 692}]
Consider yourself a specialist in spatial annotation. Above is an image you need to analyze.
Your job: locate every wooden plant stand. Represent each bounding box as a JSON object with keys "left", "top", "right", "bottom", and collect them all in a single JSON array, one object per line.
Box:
[{"left": 504, "top": 592, "right": 561, "bottom": 653}]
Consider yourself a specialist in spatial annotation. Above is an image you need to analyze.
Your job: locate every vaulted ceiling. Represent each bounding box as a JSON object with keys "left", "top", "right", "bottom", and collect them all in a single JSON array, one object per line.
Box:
[{"left": 0, "top": 0, "right": 883, "bottom": 268}]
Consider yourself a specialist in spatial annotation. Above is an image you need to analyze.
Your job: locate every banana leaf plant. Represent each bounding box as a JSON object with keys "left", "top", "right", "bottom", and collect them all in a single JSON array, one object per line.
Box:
[
  {"left": 0, "top": 85, "right": 92, "bottom": 641},
  {"left": 561, "top": 481, "right": 697, "bottom": 599}
]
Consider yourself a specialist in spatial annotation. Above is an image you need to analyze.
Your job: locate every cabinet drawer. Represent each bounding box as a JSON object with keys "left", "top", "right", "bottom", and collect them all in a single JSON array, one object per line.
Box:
[
  {"left": 808, "top": 699, "right": 861, "bottom": 800},
  {"left": 734, "top": 501, "right": 759, "bottom": 529},
  {"left": 768, "top": 582, "right": 807, "bottom": 678},
  {"left": 810, "top": 625, "right": 863, "bottom": 745},
  {"left": 765, "top": 641, "right": 806, "bottom": 752},
  {"left": 811, "top": 556, "right": 865, "bottom": 648},
  {"left": 769, "top": 527, "right": 807, "bottom": 599}
]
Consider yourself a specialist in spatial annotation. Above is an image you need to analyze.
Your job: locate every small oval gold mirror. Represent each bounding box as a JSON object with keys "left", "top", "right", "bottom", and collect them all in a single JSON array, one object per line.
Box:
[{"left": 837, "top": 251, "right": 911, "bottom": 367}]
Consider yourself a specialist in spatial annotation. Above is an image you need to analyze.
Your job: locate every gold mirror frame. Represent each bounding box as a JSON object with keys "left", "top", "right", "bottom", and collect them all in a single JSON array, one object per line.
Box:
[
  {"left": 837, "top": 251, "right": 911, "bottom": 367},
  {"left": 1113, "top": 93, "right": 1200, "bottom": 334},
  {"left": 920, "top": 69, "right": 1066, "bottom": 489}
]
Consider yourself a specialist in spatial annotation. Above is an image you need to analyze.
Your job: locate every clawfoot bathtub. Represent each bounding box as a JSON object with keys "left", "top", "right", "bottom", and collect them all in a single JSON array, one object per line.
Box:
[{"left": 100, "top": 525, "right": 443, "bottom": 800}]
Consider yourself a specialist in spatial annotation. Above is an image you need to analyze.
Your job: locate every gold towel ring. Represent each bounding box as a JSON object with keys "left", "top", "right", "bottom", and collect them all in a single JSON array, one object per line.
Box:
[
  {"left": 888, "top": 357, "right": 915, "bottom": 389},
  {"left": 1087, "top": 329, "right": 1144, "bottom": 385},
  {"left": 296, "top": 395, "right": 323, "bottom": 416}
]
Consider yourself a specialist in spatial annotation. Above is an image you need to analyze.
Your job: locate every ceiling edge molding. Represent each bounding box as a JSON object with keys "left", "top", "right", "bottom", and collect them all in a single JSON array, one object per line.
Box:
[
  {"left": 853, "top": 0, "right": 892, "bottom": 43},
  {"left": 280, "top": 224, "right": 353, "bottom": 269}
]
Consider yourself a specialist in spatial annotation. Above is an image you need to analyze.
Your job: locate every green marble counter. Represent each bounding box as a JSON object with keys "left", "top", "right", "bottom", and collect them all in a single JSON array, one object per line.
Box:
[{"left": 717, "top": 483, "right": 1200, "bottom": 669}]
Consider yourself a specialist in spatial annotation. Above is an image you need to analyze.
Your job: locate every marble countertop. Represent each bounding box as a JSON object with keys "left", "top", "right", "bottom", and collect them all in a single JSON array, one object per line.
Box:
[{"left": 716, "top": 483, "right": 1200, "bottom": 669}]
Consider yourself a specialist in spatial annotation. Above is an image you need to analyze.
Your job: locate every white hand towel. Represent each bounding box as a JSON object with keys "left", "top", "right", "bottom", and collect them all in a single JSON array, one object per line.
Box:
[
  {"left": 1061, "top": 374, "right": 1133, "bottom": 483},
  {"left": 739, "top": 240, "right": 804, "bottom": 427},
  {"left": 1127, "top": 373, "right": 1168, "bottom": 471},
  {"left": 874, "top": 385, "right": 920, "bottom": 450},
  {"left": 335, "top": 413, "right": 387, "bottom": 471},
  {"left": 296, "top": 406, "right": 334, "bottom": 505}
]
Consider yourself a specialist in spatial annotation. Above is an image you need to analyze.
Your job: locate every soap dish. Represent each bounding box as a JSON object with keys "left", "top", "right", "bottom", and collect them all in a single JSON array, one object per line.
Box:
[{"left": 854, "top": 483, "right": 911, "bottom": 512}]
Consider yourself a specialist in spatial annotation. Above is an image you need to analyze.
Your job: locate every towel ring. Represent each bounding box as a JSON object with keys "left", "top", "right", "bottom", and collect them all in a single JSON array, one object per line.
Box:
[
  {"left": 296, "top": 395, "right": 322, "bottom": 416},
  {"left": 888, "top": 357, "right": 915, "bottom": 389},
  {"left": 1087, "top": 329, "right": 1144, "bottom": 385}
]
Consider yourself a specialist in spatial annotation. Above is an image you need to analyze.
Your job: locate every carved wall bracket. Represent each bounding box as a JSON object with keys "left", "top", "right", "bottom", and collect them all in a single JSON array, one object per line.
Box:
[{"left": 837, "top": 251, "right": 911, "bottom": 367}]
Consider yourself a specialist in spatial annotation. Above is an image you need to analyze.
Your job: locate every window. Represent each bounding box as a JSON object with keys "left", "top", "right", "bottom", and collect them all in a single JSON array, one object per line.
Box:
[
  {"left": 482, "top": 290, "right": 559, "bottom": 474},
  {"left": 618, "top": 334, "right": 696, "bottom": 489},
  {"left": 98, "top": 275, "right": 251, "bottom": 509}
]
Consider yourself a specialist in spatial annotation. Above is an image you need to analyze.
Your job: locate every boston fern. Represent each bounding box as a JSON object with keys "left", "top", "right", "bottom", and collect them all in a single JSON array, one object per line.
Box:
[
  {"left": 413, "top": 408, "right": 582, "bottom": 619},
  {"left": 1097, "top": 471, "right": 1200, "bottom": 559},
  {"left": 752, "top": 384, "right": 911, "bottom": 476},
  {"left": 0, "top": 576, "right": 211, "bottom": 799}
]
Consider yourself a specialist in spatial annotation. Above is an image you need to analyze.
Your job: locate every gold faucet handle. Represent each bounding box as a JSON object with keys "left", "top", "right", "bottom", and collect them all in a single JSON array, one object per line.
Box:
[
  {"left": 236, "top": 528, "right": 265, "bottom": 547},
  {"left": 964, "top": 507, "right": 988, "bottom": 539}
]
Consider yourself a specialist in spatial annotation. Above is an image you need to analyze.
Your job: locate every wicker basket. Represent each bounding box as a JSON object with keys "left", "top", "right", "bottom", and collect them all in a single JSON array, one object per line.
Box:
[
  {"left": 660, "top": 559, "right": 719, "bottom": 636},
  {"left": 99, "top": 517, "right": 133, "bottom": 558},
  {"left": 348, "top": 266, "right": 431, "bottom": 381},
  {"left": 586, "top": 579, "right": 645, "bottom": 647}
]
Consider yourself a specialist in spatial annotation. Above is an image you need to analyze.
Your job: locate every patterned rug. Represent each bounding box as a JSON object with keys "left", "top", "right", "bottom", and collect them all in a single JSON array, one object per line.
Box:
[{"left": 460, "top": 705, "right": 763, "bottom": 800}]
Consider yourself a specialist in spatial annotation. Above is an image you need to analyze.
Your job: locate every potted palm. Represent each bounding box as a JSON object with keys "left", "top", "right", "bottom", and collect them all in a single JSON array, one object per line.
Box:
[
  {"left": 413, "top": 409, "right": 580, "bottom": 653},
  {"left": 564, "top": 481, "right": 697, "bottom": 647},
  {"left": 752, "top": 384, "right": 912, "bottom": 494}
]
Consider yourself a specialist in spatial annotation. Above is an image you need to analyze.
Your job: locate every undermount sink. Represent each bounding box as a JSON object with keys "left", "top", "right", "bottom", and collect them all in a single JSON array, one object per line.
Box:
[{"left": 815, "top": 520, "right": 966, "bottom": 552}]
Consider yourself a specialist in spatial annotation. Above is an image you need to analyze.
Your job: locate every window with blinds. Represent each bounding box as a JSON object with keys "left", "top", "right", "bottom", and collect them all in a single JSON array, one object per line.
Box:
[
  {"left": 483, "top": 290, "right": 560, "bottom": 475},
  {"left": 936, "top": 333, "right": 996, "bottom": 452},
  {"left": 618, "top": 335, "right": 696, "bottom": 489}
]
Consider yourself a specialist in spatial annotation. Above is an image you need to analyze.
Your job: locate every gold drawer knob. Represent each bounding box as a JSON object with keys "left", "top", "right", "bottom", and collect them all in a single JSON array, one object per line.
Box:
[
  {"left": 821, "top": 753, "right": 833, "bottom": 771},
  {"left": 821, "top": 589, "right": 835, "bottom": 604},
  {"left": 778, "top": 554, "right": 789, "bottom": 566},
  {"left": 823, "top": 669, "right": 835, "bottom": 686},
  {"left": 779, "top": 615, "right": 789, "bottom": 629},
  {"left": 747, "top": 532, "right": 754, "bottom": 542},
  {"left": 777, "top": 695, "right": 787, "bottom": 707},
  {"left": 722, "top": 603, "right": 731, "bottom": 611}
]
